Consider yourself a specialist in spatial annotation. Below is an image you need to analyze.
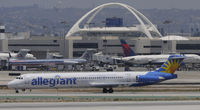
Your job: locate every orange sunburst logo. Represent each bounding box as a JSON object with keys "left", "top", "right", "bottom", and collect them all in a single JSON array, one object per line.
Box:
[{"left": 161, "top": 59, "right": 181, "bottom": 74}]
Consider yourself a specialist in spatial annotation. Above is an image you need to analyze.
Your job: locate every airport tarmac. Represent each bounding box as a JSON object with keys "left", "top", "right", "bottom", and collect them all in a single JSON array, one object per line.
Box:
[
  {"left": 1, "top": 91, "right": 200, "bottom": 97},
  {"left": 0, "top": 101, "right": 200, "bottom": 110},
  {"left": 1, "top": 89, "right": 200, "bottom": 102},
  {"left": 0, "top": 70, "right": 200, "bottom": 103}
]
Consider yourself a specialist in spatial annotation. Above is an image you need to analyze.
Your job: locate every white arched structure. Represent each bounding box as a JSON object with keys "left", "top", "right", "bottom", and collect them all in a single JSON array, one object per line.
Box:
[{"left": 66, "top": 2, "right": 162, "bottom": 39}]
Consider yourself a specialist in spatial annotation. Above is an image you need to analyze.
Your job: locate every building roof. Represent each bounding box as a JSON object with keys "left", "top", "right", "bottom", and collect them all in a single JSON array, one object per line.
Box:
[{"left": 160, "top": 35, "right": 189, "bottom": 40}]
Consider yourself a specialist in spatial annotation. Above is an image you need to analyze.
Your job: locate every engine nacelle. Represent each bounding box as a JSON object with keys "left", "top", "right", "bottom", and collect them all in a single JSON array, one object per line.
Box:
[{"left": 136, "top": 75, "right": 163, "bottom": 83}]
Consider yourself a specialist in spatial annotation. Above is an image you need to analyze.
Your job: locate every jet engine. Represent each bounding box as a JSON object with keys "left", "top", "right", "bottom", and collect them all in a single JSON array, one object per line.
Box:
[{"left": 136, "top": 75, "right": 164, "bottom": 83}]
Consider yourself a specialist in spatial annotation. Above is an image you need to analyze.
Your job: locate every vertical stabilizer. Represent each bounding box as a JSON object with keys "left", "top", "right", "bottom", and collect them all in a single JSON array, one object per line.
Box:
[
  {"left": 155, "top": 55, "right": 185, "bottom": 74},
  {"left": 16, "top": 49, "right": 30, "bottom": 59},
  {"left": 120, "top": 39, "right": 136, "bottom": 57},
  {"left": 80, "top": 49, "right": 96, "bottom": 61}
]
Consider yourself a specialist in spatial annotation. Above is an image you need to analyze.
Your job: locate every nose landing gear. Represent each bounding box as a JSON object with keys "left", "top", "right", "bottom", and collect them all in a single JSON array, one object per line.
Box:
[{"left": 15, "top": 88, "right": 29, "bottom": 93}]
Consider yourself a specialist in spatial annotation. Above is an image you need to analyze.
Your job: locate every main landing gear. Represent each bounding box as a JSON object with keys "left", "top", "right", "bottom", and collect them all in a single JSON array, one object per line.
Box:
[
  {"left": 15, "top": 89, "right": 19, "bottom": 93},
  {"left": 15, "top": 89, "right": 32, "bottom": 93},
  {"left": 103, "top": 88, "right": 113, "bottom": 93}
]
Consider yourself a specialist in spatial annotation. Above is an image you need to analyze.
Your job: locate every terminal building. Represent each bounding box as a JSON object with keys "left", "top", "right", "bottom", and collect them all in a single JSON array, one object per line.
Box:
[{"left": 0, "top": 2, "right": 200, "bottom": 60}]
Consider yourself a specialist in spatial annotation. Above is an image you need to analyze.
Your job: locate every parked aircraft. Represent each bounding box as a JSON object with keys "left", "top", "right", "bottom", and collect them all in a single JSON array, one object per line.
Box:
[
  {"left": 119, "top": 39, "right": 200, "bottom": 64},
  {"left": 9, "top": 49, "right": 94, "bottom": 66},
  {"left": 0, "top": 49, "right": 36, "bottom": 60},
  {"left": 8, "top": 55, "right": 184, "bottom": 93},
  {"left": 93, "top": 51, "right": 117, "bottom": 65}
]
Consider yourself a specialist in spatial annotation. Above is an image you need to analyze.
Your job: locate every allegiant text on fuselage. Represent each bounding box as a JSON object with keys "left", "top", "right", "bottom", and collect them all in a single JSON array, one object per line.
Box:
[{"left": 31, "top": 77, "right": 77, "bottom": 87}]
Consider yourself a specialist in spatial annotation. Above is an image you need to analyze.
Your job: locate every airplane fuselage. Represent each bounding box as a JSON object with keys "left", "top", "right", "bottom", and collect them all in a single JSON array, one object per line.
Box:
[
  {"left": 121, "top": 54, "right": 200, "bottom": 64},
  {"left": 8, "top": 72, "right": 148, "bottom": 89},
  {"left": 9, "top": 58, "right": 87, "bottom": 66}
]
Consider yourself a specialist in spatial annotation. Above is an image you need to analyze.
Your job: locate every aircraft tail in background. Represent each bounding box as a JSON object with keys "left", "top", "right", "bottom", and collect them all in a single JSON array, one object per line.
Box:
[
  {"left": 120, "top": 39, "right": 136, "bottom": 57},
  {"left": 16, "top": 49, "right": 30, "bottom": 59},
  {"left": 79, "top": 49, "right": 96, "bottom": 61}
]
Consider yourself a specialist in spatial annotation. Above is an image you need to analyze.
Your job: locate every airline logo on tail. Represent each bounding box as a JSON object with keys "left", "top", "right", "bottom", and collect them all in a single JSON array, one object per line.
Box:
[
  {"left": 156, "top": 55, "right": 184, "bottom": 74},
  {"left": 120, "top": 39, "right": 135, "bottom": 57}
]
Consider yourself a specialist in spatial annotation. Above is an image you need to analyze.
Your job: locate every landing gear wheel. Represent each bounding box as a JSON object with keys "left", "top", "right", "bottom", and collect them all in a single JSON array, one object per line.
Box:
[
  {"left": 103, "top": 88, "right": 107, "bottom": 93},
  {"left": 15, "top": 89, "right": 19, "bottom": 93},
  {"left": 108, "top": 88, "right": 113, "bottom": 93}
]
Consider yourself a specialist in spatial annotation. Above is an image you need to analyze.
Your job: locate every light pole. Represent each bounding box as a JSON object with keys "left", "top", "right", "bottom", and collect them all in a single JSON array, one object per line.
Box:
[
  {"left": 163, "top": 20, "right": 172, "bottom": 35},
  {"left": 101, "top": 21, "right": 108, "bottom": 54},
  {"left": 60, "top": 21, "right": 68, "bottom": 58}
]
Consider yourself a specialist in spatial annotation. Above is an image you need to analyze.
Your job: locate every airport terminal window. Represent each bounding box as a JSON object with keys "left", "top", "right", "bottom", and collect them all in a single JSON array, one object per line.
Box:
[
  {"left": 73, "top": 43, "right": 98, "bottom": 48},
  {"left": 177, "top": 44, "right": 200, "bottom": 50},
  {"left": 53, "top": 40, "right": 57, "bottom": 43},
  {"left": 103, "top": 40, "right": 107, "bottom": 43},
  {"left": 163, "top": 41, "right": 167, "bottom": 43},
  {"left": 103, "top": 45, "right": 134, "bottom": 47},
  {"left": 144, "top": 46, "right": 161, "bottom": 48},
  {"left": 9, "top": 44, "right": 59, "bottom": 47},
  {"left": 0, "top": 29, "right": 5, "bottom": 33}
]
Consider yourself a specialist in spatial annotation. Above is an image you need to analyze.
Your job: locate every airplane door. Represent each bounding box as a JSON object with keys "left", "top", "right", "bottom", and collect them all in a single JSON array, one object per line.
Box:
[
  {"left": 125, "top": 73, "right": 131, "bottom": 82},
  {"left": 24, "top": 76, "right": 30, "bottom": 85}
]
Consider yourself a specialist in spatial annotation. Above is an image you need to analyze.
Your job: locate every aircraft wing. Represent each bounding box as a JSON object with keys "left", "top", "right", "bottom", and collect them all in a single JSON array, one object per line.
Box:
[
  {"left": 16, "top": 49, "right": 30, "bottom": 59},
  {"left": 63, "top": 59, "right": 87, "bottom": 64},
  {"left": 63, "top": 60, "right": 79, "bottom": 64}
]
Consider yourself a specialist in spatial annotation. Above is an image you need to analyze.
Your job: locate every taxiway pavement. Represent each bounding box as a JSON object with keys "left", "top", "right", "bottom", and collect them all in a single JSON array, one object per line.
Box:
[{"left": 1, "top": 101, "right": 200, "bottom": 110}]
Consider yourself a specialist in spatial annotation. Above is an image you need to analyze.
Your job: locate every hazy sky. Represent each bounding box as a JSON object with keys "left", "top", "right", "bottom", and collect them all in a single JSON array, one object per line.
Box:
[{"left": 0, "top": 0, "right": 200, "bottom": 9}]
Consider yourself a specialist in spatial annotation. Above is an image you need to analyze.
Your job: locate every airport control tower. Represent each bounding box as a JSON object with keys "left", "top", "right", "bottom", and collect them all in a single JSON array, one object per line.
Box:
[
  {"left": 0, "top": 26, "right": 6, "bottom": 39},
  {"left": 0, "top": 25, "right": 8, "bottom": 52}
]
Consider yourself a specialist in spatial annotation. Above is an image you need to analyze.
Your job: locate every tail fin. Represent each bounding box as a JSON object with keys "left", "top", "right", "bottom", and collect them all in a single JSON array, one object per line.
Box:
[
  {"left": 120, "top": 39, "right": 136, "bottom": 57},
  {"left": 155, "top": 55, "right": 185, "bottom": 74},
  {"left": 16, "top": 49, "right": 30, "bottom": 59},
  {"left": 80, "top": 49, "right": 96, "bottom": 61}
]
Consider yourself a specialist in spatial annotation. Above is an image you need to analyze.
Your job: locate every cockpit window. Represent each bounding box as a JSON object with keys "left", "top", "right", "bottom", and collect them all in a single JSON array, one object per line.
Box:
[{"left": 16, "top": 76, "right": 23, "bottom": 79}]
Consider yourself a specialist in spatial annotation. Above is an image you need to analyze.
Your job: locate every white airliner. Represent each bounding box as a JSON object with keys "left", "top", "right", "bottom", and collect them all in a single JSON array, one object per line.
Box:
[
  {"left": 0, "top": 49, "right": 36, "bottom": 60},
  {"left": 119, "top": 39, "right": 200, "bottom": 64},
  {"left": 9, "top": 49, "right": 95, "bottom": 66},
  {"left": 8, "top": 55, "right": 184, "bottom": 93}
]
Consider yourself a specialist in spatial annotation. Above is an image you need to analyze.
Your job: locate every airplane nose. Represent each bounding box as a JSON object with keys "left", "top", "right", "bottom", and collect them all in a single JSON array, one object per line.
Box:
[{"left": 7, "top": 80, "right": 16, "bottom": 88}]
